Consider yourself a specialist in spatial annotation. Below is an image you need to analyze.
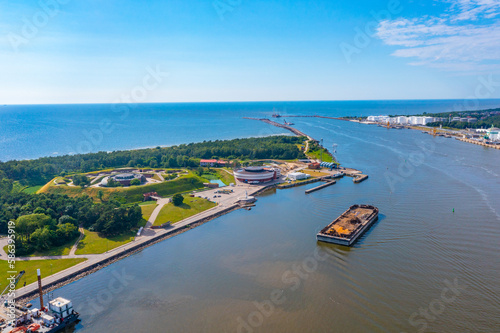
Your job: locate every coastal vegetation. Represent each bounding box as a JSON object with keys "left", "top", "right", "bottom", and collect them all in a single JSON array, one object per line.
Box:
[
  {"left": 0, "top": 136, "right": 304, "bottom": 262},
  {"left": 154, "top": 197, "right": 216, "bottom": 226},
  {"left": 40, "top": 172, "right": 205, "bottom": 204},
  {"left": 0, "top": 187, "right": 143, "bottom": 255},
  {"left": 306, "top": 141, "right": 335, "bottom": 163},
  {"left": 426, "top": 113, "right": 500, "bottom": 129},
  {"left": 0, "top": 136, "right": 305, "bottom": 186}
]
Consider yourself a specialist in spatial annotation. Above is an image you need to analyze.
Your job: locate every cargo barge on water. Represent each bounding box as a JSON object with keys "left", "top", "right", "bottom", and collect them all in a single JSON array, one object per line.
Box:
[{"left": 317, "top": 205, "right": 379, "bottom": 246}]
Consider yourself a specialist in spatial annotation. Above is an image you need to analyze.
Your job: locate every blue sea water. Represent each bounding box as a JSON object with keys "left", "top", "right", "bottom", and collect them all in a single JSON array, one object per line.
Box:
[{"left": 1, "top": 99, "right": 500, "bottom": 161}]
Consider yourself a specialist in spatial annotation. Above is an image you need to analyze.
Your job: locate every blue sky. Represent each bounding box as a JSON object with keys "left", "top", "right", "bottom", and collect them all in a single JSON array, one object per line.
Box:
[{"left": 1, "top": 0, "right": 500, "bottom": 104}]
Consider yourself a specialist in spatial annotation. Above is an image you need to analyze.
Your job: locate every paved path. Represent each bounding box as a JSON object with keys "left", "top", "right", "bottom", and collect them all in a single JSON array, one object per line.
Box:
[
  {"left": 11, "top": 184, "right": 269, "bottom": 300},
  {"left": 144, "top": 198, "right": 170, "bottom": 229},
  {"left": 0, "top": 237, "right": 9, "bottom": 258},
  {"left": 68, "top": 227, "right": 85, "bottom": 256}
]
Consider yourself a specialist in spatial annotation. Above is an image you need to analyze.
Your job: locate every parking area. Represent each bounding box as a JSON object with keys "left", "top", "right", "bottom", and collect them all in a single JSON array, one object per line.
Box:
[{"left": 193, "top": 183, "right": 267, "bottom": 207}]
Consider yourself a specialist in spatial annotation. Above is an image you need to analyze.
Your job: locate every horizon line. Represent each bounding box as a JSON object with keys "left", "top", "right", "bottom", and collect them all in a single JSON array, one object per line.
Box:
[{"left": 3, "top": 97, "right": 500, "bottom": 106}]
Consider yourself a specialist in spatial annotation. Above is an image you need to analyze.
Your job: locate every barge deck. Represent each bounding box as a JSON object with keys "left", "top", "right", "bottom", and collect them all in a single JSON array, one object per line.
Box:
[{"left": 317, "top": 204, "right": 379, "bottom": 246}]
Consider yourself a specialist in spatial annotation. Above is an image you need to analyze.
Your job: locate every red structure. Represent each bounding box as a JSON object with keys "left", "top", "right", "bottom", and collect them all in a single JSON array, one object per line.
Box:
[
  {"left": 143, "top": 192, "right": 158, "bottom": 201},
  {"left": 308, "top": 163, "right": 321, "bottom": 169}
]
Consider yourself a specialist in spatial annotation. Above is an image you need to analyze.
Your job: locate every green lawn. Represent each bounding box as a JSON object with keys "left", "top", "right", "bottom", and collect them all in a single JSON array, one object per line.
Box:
[
  {"left": 0, "top": 258, "right": 87, "bottom": 289},
  {"left": 154, "top": 197, "right": 216, "bottom": 226},
  {"left": 216, "top": 169, "right": 235, "bottom": 185},
  {"left": 3, "top": 238, "right": 76, "bottom": 258},
  {"left": 141, "top": 203, "right": 158, "bottom": 221},
  {"left": 75, "top": 229, "right": 135, "bottom": 255},
  {"left": 23, "top": 185, "right": 43, "bottom": 194},
  {"left": 307, "top": 147, "right": 334, "bottom": 163},
  {"left": 42, "top": 174, "right": 205, "bottom": 204}
]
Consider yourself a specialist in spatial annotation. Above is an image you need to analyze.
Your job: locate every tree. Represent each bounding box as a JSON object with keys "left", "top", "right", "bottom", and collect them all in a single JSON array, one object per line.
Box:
[
  {"left": 130, "top": 178, "right": 141, "bottom": 186},
  {"left": 73, "top": 174, "right": 90, "bottom": 188},
  {"left": 59, "top": 215, "right": 78, "bottom": 226},
  {"left": 172, "top": 194, "right": 184, "bottom": 206},
  {"left": 97, "top": 190, "right": 104, "bottom": 201}
]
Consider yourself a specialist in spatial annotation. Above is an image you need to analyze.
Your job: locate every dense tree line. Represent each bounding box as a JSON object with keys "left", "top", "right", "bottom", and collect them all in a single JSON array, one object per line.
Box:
[
  {"left": 14, "top": 213, "right": 79, "bottom": 256},
  {"left": 0, "top": 136, "right": 306, "bottom": 186},
  {"left": 0, "top": 182, "right": 142, "bottom": 254},
  {"left": 426, "top": 115, "right": 500, "bottom": 129}
]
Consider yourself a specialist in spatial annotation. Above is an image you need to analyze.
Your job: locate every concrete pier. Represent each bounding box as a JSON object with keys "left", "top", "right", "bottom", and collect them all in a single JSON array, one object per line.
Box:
[
  {"left": 305, "top": 180, "right": 336, "bottom": 194},
  {"left": 353, "top": 175, "right": 368, "bottom": 183}
]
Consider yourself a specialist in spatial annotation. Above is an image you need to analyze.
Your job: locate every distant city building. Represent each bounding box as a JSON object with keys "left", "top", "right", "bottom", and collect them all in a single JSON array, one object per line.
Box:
[
  {"left": 367, "top": 115, "right": 389, "bottom": 122},
  {"left": 396, "top": 116, "right": 408, "bottom": 124},
  {"left": 367, "top": 115, "right": 435, "bottom": 125}
]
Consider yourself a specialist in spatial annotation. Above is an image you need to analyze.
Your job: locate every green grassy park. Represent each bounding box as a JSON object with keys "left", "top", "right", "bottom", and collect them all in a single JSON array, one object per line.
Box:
[
  {"left": 0, "top": 258, "right": 87, "bottom": 289},
  {"left": 40, "top": 172, "right": 205, "bottom": 204},
  {"left": 154, "top": 197, "right": 216, "bottom": 226},
  {"left": 75, "top": 229, "right": 136, "bottom": 255},
  {"left": 140, "top": 202, "right": 158, "bottom": 221}
]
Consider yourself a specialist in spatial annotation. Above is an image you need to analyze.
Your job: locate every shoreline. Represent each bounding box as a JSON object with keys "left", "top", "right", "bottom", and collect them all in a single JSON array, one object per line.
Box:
[
  {"left": 14, "top": 184, "right": 277, "bottom": 304},
  {"left": 12, "top": 120, "right": 352, "bottom": 303}
]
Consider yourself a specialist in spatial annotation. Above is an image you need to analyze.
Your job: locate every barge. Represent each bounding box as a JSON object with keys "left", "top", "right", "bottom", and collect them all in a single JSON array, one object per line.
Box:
[{"left": 317, "top": 204, "right": 379, "bottom": 246}]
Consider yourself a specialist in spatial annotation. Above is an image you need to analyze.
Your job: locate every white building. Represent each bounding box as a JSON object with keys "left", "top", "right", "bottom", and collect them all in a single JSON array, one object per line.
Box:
[
  {"left": 396, "top": 116, "right": 408, "bottom": 124},
  {"left": 287, "top": 172, "right": 310, "bottom": 181},
  {"left": 367, "top": 115, "right": 435, "bottom": 126},
  {"left": 487, "top": 127, "right": 500, "bottom": 141},
  {"left": 367, "top": 115, "right": 390, "bottom": 123}
]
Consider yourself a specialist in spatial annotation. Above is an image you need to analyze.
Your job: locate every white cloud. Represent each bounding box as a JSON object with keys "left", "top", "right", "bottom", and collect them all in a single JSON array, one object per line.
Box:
[{"left": 376, "top": 0, "right": 500, "bottom": 72}]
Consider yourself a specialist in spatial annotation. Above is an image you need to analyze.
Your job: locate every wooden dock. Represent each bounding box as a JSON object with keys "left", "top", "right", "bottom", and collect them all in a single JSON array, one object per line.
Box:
[{"left": 305, "top": 180, "right": 336, "bottom": 193}]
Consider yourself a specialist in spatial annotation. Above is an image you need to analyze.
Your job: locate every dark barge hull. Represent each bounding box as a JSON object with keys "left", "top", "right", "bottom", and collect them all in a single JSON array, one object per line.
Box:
[
  {"left": 47, "top": 313, "right": 80, "bottom": 333},
  {"left": 316, "top": 205, "right": 379, "bottom": 246}
]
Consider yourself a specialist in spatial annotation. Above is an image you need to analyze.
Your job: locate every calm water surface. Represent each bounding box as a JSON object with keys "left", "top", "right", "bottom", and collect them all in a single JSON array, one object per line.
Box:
[
  {"left": 33, "top": 116, "right": 500, "bottom": 333},
  {"left": 2, "top": 99, "right": 500, "bottom": 160}
]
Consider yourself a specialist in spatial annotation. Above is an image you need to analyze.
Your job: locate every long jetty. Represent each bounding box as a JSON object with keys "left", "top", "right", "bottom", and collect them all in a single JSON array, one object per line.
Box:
[
  {"left": 243, "top": 117, "right": 313, "bottom": 140},
  {"left": 305, "top": 180, "right": 336, "bottom": 194}
]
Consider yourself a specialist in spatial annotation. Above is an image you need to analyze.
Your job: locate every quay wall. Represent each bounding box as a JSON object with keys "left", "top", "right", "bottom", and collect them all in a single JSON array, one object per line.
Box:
[{"left": 457, "top": 138, "right": 500, "bottom": 149}]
